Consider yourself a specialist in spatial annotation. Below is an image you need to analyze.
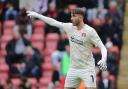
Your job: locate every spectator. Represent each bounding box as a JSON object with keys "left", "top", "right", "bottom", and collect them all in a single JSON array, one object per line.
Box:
[
  {"left": 19, "top": 46, "right": 42, "bottom": 78},
  {"left": 48, "top": 69, "right": 60, "bottom": 89},
  {"left": 107, "top": 52, "right": 118, "bottom": 76},
  {"left": 44, "top": 1, "right": 58, "bottom": 19},
  {"left": 33, "top": 0, "right": 48, "bottom": 14},
  {"left": 14, "top": 8, "right": 32, "bottom": 39},
  {"left": 61, "top": 41, "right": 70, "bottom": 76},
  {"left": 20, "top": 77, "right": 31, "bottom": 89},
  {"left": 6, "top": 79, "right": 15, "bottom": 89},
  {"left": 105, "top": 37, "right": 113, "bottom": 49},
  {"left": 98, "top": 70, "right": 114, "bottom": 89},
  {"left": 112, "top": 33, "right": 122, "bottom": 50},
  {"left": 6, "top": 29, "right": 30, "bottom": 65},
  {"left": 48, "top": 0, "right": 62, "bottom": 9},
  {"left": 105, "top": 1, "right": 123, "bottom": 37},
  {"left": 0, "top": 84, "right": 4, "bottom": 89},
  {"left": 57, "top": 6, "right": 71, "bottom": 22},
  {"left": 5, "top": 2, "right": 17, "bottom": 20}
]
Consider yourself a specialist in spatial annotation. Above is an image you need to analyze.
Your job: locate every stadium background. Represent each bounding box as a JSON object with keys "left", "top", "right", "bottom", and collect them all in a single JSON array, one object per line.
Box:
[{"left": 0, "top": 0, "right": 127, "bottom": 89}]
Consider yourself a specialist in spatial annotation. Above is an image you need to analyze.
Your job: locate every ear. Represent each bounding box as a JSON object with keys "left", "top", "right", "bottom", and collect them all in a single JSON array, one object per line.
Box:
[{"left": 79, "top": 15, "right": 83, "bottom": 20}]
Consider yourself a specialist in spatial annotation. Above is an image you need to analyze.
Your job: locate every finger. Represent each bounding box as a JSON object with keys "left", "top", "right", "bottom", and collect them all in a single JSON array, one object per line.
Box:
[
  {"left": 26, "top": 11, "right": 32, "bottom": 14},
  {"left": 100, "top": 67, "right": 103, "bottom": 70},
  {"left": 97, "top": 61, "right": 101, "bottom": 65},
  {"left": 98, "top": 64, "right": 102, "bottom": 68},
  {"left": 27, "top": 14, "right": 32, "bottom": 16},
  {"left": 99, "top": 65, "right": 103, "bottom": 70},
  {"left": 103, "top": 66, "right": 107, "bottom": 71}
]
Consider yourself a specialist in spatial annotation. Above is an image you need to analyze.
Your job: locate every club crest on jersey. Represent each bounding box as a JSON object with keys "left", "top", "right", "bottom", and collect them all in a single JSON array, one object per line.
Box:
[{"left": 81, "top": 33, "right": 86, "bottom": 37}]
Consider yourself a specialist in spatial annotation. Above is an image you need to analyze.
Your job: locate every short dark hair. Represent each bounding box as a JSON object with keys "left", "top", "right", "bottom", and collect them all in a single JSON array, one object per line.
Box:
[{"left": 71, "top": 8, "right": 85, "bottom": 17}]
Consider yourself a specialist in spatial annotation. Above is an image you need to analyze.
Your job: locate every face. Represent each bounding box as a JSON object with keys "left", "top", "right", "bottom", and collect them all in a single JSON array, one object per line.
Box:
[{"left": 71, "top": 13, "right": 81, "bottom": 26}]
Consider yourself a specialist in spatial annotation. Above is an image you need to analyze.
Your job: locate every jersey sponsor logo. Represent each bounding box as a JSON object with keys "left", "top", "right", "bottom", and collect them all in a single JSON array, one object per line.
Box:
[
  {"left": 71, "top": 36, "right": 84, "bottom": 45},
  {"left": 81, "top": 33, "right": 86, "bottom": 37}
]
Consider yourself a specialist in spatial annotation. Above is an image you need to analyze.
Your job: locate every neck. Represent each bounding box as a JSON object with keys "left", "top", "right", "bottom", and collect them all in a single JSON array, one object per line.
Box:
[{"left": 77, "top": 21, "right": 85, "bottom": 31}]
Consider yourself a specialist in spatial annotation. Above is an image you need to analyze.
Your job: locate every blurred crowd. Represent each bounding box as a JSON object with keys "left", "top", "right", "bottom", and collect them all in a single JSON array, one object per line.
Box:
[{"left": 0, "top": 0, "right": 125, "bottom": 89}]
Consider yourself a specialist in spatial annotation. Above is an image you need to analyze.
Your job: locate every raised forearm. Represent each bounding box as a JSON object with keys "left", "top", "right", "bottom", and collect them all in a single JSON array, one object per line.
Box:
[{"left": 27, "top": 11, "right": 63, "bottom": 28}]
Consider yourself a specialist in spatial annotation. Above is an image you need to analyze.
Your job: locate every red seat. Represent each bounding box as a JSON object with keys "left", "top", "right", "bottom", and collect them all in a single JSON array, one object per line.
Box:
[
  {"left": 34, "top": 20, "right": 45, "bottom": 28},
  {"left": 11, "top": 78, "right": 22, "bottom": 87},
  {"left": 0, "top": 57, "right": 6, "bottom": 64},
  {"left": 28, "top": 78, "right": 38, "bottom": 86},
  {"left": 43, "top": 70, "right": 53, "bottom": 78},
  {"left": 1, "top": 35, "right": 13, "bottom": 42},
  {"left": 0, "top": 49, "right": 6, "bottom": 56},
  {"left": 45, "top": 33, "right": 60, "bottom": 52},
  {"left": 34, "top": 28, "right": 45, "bottom": 34},
  {"left": 42, "top": 63, "right": 54, "bottom": 71},
  {"left": 39, "top": 77, "right": 51, "bottom": 86},
  {"left": 39, "top": 86, "right": 48, "bottom": 89},
  {"left": 46, "top": 33, "right": 59, "bottom": 41},
  {"left": 1, "top": 35, "right": 13, "bottom": 55},
  {"left": 32, "top": 34, "right": 44, "bottom": 53},
  {"left": 32, "top": 33, "right": 44, "bottom": 41},
  {"left": 109, "top": 75, "right": 116, "bottom": 88},
  {"left": 32, "top": 42, "right": 44, "bottom": 52},
  {"left": 3, "top": 28, "right": 13, "bottom": 35},
  {"left": 108, "top": 45, "right": 119, "bottom": 54},
  {"left": 0, "top": 73, "right": 9, "bottom": 82},
  {"left": 0, "top": 63, "right": 9, "bottom": 72},
  {"left": 92, "top": 47, "right": 100, "bottom": 54},
  {"left": 1, "top": 35, "right": 13, "bottom": 47},
  {"left": 44, "top": 55, "right": 53, "bottom": 63},
  {"left": 0, "top": 72, "right": 8, "bottom": 88},
  {"left": 109, "top": 75, "right": 116, "bottom": 82},
  {"left": 4, "top": 20, "right": 15, "bottom": 29}
]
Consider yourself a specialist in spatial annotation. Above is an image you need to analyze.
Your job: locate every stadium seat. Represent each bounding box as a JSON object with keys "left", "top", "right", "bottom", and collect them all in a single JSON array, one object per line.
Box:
[
  {"left": 92, "top": 47, "right": 100, "bottom": 54},
  {"left": 39, "top": 86, "right": 48, "bottom": 89},
  {"left": 0, "top": 73, "right": 9, "bottom": 82},
  {"left": 44, "top": 55, "right": 53, "bottom": 63},
  {"left": 32, "top": 34, "right": 44, "bottom": 53},
  {"left": 3, "top": 20, "right": 15, "bottom": 30},
  {"left": 34, "top": 20, "right": 45, "bottom": 28},
  {"left": 46, "top": 33, "right": 59, "bottom": 42},
  {"left": 11, "top": 78, "right": 22, "bottom": 87},
  {"left": 43, "top": 70, "right": 53, "bottom": 78},
  {"left": 32, "top": 42, "right": 44, "bottom": 53},
  {"left": 3, "top": 28, "right": 13, "bottom": 35},
  {"left": 0, "top": 63, "right": 9, "bottom": 72},
  {"left": 1, "top": 35, "right": 13, "bottom": 48},
  {"left": 0, "top": 57, "right": 6, "bottom": 64},
  {"left": 28, "top": 78, "right": 38, "bottom": 87},
  {"left": 1, "top": 35, "right": 13, "bottom": 55},
  {"left": 108, "top": 46, "right": 119, "bottom": 55},
  {"left": 32, "top": 33, "right": 44, "bottom": 41},
  {"left": 109, "top": 75, "right": 116, "bottom": 83},
  {"left": 34, "top": 28, "right": 45, "bottom": 34},
  {"left": 41, "top": 63, "right": 54, "bottom": 71},
  {"left": 45, "top": 33, "right": 60, "bottom": 52},
  {"left": 109, "top": 75, "right": 116, "bottom": 89},
  {"left": 39, "top": 77, "right": 51, "bottom": 87}
]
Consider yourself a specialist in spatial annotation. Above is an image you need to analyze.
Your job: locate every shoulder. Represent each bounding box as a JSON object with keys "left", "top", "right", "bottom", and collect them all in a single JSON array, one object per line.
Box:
[
  {"left": 84, "top": 24, "right": 96, "bottom": 33},
  {"left": 62, "top": 22, "right": 73, "bottom": 27}
]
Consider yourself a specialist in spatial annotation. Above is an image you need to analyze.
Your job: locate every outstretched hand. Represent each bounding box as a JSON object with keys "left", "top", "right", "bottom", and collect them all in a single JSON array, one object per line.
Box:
[
  {"left": 97, "top": 59, "right": 107, "bottom": 71},
  {"left": 26, "top": 11, "right": 39, "bottom": 18}
]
